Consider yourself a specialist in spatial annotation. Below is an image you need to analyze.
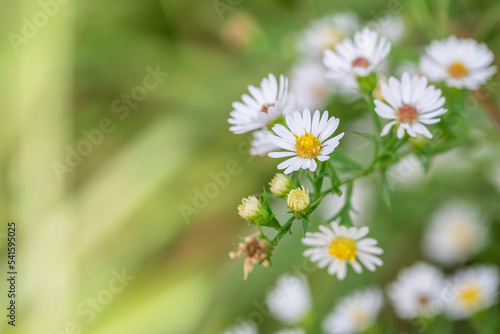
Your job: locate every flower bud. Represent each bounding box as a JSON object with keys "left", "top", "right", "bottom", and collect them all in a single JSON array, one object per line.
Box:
[
  {"left": 269, "top": 173, "right": 292, "bottom": 197},
  {"left": 229, "top": 232, "right": 270, "bottom": 280},
  {"left": 238, "top": 196, "right": 266, "bottom": 222},
  {"left": 287, "top": 187, "right": 310, "bottom": 214}
]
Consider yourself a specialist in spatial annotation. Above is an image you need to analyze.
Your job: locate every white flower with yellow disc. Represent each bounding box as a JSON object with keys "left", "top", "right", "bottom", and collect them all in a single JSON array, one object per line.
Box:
[
  {"left": 267, "top": 109, "right": 344, "bottom": 174},
  {"left": 302, "top": 222, "right": 383, "bottom": 280}
]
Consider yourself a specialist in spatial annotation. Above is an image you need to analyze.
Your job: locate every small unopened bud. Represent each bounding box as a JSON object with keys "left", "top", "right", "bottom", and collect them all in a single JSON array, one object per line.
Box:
[
  {"left": 287, "top": 187, "right": 310, "bottom": 214},
  {"left": 238, "top": 196, "right": 268, "bottom": 224},
  {"left": 269, "top": 173, "right": 292, "bottom": 197}
]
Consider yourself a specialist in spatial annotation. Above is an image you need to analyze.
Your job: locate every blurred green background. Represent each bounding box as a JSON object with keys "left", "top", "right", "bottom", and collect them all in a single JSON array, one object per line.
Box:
[{"left": 1, "top": 0, "right": 500, "bottom": 333}]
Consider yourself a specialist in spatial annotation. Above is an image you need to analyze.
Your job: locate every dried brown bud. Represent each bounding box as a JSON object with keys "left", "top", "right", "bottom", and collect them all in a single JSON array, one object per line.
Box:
[{"left": 229, "top": 232, "right": 270, "bottom": 280}]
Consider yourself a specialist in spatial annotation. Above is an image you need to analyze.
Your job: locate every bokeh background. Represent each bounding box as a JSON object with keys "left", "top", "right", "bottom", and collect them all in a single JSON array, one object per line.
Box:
[{"left": 1, "top": 0, "right": 500, "bottom": 333}]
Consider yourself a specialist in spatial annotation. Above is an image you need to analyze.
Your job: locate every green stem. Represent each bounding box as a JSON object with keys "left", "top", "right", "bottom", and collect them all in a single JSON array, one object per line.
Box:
[
  {"left": 272, "top": 216, "right": 296, "bottom": 246},
  {"left": 313, "top": 162, "right": 326, "bottom": 197},
  {"left": 363, "top": 94, "right": 382, "bottom": 136}
]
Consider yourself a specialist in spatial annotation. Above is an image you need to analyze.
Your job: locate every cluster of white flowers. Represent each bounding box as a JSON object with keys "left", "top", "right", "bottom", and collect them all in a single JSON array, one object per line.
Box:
[
  {"left": 386, "top": 262, "right": 500, "bottom": 321},
  {"left": 384, "top": 201, "right": 497, "bottom": 321},
  {"left": 226, "top": 12, "right": 498, "bottom": 327}
]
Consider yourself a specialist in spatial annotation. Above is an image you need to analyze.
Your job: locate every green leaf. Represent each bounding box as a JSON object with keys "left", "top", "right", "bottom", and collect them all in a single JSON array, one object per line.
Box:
[
  {"left": 308, "top": 195, "right": 324, "bottom": 213},
  {"left": 302, "top": 219, "right": 309, "bottom": 236},
  {"left": 332, "top": 151, "right": 363, "bottom": 170},
  {"left": 262, "top": 188, "right": 272, "bottom": 214},
  {"left": 260, "top": 189, "right": 282, "bottom": 230},
  {"left": 268, "top": 216, "right": 282, "bottom": 230}
]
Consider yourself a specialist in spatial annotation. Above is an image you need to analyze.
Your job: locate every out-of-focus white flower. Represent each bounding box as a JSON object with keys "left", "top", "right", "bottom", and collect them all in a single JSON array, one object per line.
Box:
[
  {"left": 250, "top": 129, "right": 278, "bottom": 156},
  {"left": 387, "top": 262, "right": 446, "bottom": 319},
  {"left": 423, "top": 202, "right": 488, "bottom": 266},
  {"left": 273, "top": 328, "right": 306, "bottom": 334},
  {"left": 387, "top": 154, "right": 425, "bottom": 187},
  {"left": 298, "top": 12, "right": 360, "bottom": 60},
  {"left": 375, "top": 73, "right": 447, "bottom": 139},
  {"left": 371, "top": 15, "right": 405, "bottom": 43},
  {"left": 269, "top": 173, "right": 292, "bottom": 197},
  {"left": 420, "top": 36, "right": 497, "bottom": 90},
  {"left": 445, "top": 265, "right": 500, "bottom": 319},
  {"left": 290, "top": 61, "right": 334, "bottom": 110},
  {"left": 223, "top": 321, "right": 258, "bottom": 334},
  {"left": 302, "top": 222, "right": 383, "bottom": 280},
  {"left": 323, "top": 288, "right": 383, "bottom": 334},
  {"left": 323, "top": 28, "right": 391, "bottom": 82},
  {"left": 320, "top": 180, "right": 373, "bottom": 226},
  {"left": 286, "top": 187, "right": 310, "bottom": 214},
  {"left": 267, "top": 109, "right": 344, "bottom": 174},
  {"left": 229, "top": 74, "right": 293, "bottom": 134},
  {"left": 266, "top": 275, "right": 312, "bottom": 325}
]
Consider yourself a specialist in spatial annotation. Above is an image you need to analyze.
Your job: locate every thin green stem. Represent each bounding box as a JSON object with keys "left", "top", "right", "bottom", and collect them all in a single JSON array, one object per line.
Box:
[
  {"left": 313, "top": 161, "right": 326, "bottom": 197},
  {"left": 272, "top": 216, "right": 296, "bottom": 246}
]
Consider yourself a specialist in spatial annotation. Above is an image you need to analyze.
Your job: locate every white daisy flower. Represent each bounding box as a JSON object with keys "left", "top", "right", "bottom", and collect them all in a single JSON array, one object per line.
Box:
[
  {"left": 323, "top": 288, "right": 383, "bottom": 334},
  {"left": 422, "top": 202, "right": 488, "bottom": 266},
  {"left": 250, "top": 129, "right": 278, "bottom": 156},
  {"left": 266, "top": 275, "right": 312, "bottom": 325},
  {"left": 273, "top": 329, "right": 305, "bottom": 334},
  {"left": 290, "top": 61, "right": 334, "bottom": 110},
  {"left": 302, "top": 222, "right": 383, "bottom": 280},
  {"left": 267, "top": 109, "right": 344, "bottom": 174},
  {"left": 445, "top": 265, "right": 500, "bottom": 319},
  {"left": 323, "top": 28, "right": 391, "bottom": 82},
  {"left": 229, "top": 74, "right": 293, "bottom": 134},
  {"left": 374, "top": 73, "right": 447, "bottom": 139},
  {"left": 298, "top": 12, "right": 360, "bottom": 60},
  {"left": 420, "top": 36, "right": 497, "bottom": 90},
  {"left": 223, "top": 321, "right": 258, "bottom": 334},
  {"left": 387, "top": 262, "right": 446, "bottom": 319}
]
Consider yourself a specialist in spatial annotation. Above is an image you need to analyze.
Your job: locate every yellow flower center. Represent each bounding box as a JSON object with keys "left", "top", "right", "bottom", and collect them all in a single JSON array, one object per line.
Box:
[
  {"left": 452, "top": 223, "right": 474, "bottom": 250},
  {"left": 459, "top": 286, "right": 481, "bottom": 307},
  {"left": 295, "top": 132, "right": 321, "bottom": 158},
  {"left": 328, "top": 237, "right": 357, "bottom": 261},
  {"left": 397, "top": 104, "right": 419, "bottom": 124},
  {"left": 353, "top": 310, "right": 368, "bottom": 327},
  {"left": 448, "top": 61, "right": 469, "bottom": 79}
]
